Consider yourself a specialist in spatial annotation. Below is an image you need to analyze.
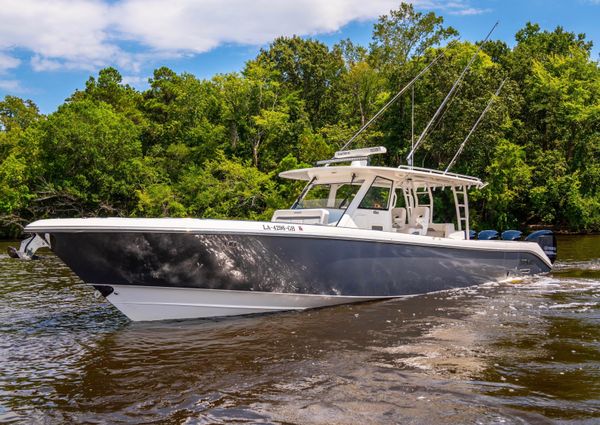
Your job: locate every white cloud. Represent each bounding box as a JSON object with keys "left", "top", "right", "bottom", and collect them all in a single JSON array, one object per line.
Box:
[
  {"left": 121, "top": 74, "right": 149, "bottom": 88},
  {"left": 0, "top": 79, "right": 26, "bottom": 92},
  {"left": 0, "top": 0, "right": 133, "bottom": 72},
  {"left": 448, "top": 7, "right": 491, "bottom": 16},
  {"left": 0, "top": 0, "right": 486, "bottom": 74},
  {"left": 420, "top": 1, "right": 489, "bottom": 16},
  {"left": 0, "top": 53, "right": 21, "bottom": 73},
  {"left": 30, "top": 56, "right": 63, "bottom": 72},
  {"left": 112, "top": 0, "right": 401, "bottom": 53}
]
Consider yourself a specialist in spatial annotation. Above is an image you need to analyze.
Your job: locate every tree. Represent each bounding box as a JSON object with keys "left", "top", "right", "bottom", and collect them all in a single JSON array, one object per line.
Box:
[
  {"left": 35, "top": 100, "right": 143, "bottom": 216},
  {"left": 339, "top": 59, "right": 387, "bottom": 127},
  {"left": 178, "top": 152, "right": 278, "bottom": 220},
  {"left": 252, "top": 36, "right": 345, "bottom": 127},
  {"left": 507, "top": 26, "right": 600, "bottom": 230},
  {"left": 135, "top": 183, "right": 187, "bottom": 217},
  {"left": 0, "top": 96, "right": 41, "bottom": 132},
  {"left": 366, "top": 4, "right": 459, "bottom": 165},
  {"left": 381, "top": 41, "right": 507, "bottom": 171},
  {"left": 0, "top": 97, "right": 43, "bottom": 235},
  {"left": 510, "top": 23, "right": 592, "bottom": 82},
  {"left": 478, "top": 140, "right": 531, "bottom": 229},
  {"left": 2, "top": 12, "right": 600, "bottom": 235},
  {"left": 0, "top": 96, "right": 42, "bottom": 160},
  {"left": 0, "top": 130, "right": 39, "bottom": 235},
  {"left": 526, "top": 46, "right": 599, "bottom": 164},
  {"left": 216, "top": 63, "right": 310, "bottom": 169},
  {"left": 370, "top": 3, "right": 458, "bottom": 75}
]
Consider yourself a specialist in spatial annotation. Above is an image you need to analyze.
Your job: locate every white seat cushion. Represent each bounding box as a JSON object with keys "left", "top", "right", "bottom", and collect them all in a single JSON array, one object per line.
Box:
[
  {"left": 392, "top": 207, "right": 407, "bottom": 230},
  {"left": 406, "top": 206, "right": 430, "bottom": 236}
]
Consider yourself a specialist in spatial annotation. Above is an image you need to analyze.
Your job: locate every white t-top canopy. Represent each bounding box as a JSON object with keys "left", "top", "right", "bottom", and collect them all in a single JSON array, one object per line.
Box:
[{"left": 279, "top": 164, "right": 485, "bottom": 189}]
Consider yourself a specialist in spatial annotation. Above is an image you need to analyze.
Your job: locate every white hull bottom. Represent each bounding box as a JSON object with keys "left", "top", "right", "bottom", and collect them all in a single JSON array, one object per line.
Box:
[{"left": 103, "top": 285, "right": 392, "bottom": 321}]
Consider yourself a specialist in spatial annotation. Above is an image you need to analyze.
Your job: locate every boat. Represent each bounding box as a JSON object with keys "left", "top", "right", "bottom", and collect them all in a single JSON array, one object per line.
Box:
[
  {"left": 15, "top": 146, "right": 556, "bottom": 321},
  {"left": 11, "top": 32, "right": 557, "bottom": 321}
]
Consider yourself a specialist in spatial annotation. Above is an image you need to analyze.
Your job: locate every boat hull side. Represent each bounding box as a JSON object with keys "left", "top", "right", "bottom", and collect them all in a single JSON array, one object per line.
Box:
[
  {"left": 47, "top": 231, "right": 549, "bottom": 299},
  {"left": 102, "top": 285, "right": 390, "bottom": 321}
]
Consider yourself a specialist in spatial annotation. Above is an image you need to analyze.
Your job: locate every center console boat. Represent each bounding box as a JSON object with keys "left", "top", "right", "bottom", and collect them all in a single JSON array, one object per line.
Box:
[{"left": 18, "top": 146, "right": 555, "bottom": 321}]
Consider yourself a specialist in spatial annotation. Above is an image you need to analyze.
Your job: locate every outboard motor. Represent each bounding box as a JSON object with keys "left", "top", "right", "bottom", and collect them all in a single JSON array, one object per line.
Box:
[
  {"left": 478, "top": 230, "right": 499, "bottom": 240},
  {"left": 501, "top": 230, "right": 523, "bottom": 241},
  {"left": 525, "top": 230, "right": 557, "bottom": 263},
  {"left": 7, "top": 234, "right": 48, "bottom": 260}
]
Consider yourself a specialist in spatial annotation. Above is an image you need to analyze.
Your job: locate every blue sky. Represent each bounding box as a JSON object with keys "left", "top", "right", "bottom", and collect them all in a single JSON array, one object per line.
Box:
[{"left": 0, "top": 0, "right": 598, "bottom": 114}]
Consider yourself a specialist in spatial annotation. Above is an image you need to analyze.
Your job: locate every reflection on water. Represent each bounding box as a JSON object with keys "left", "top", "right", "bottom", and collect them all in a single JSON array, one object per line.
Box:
[{"left": 0, "top": 236, "right": 599, "bottom": 424}]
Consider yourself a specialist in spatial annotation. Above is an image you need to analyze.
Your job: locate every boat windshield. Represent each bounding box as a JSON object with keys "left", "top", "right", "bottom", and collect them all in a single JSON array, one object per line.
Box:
[
  {"left": 295, "top": 182, "right": 363, "bottom": 209},
  {"left": 358, "top": 176, "right": 393, "bottom": 210}
]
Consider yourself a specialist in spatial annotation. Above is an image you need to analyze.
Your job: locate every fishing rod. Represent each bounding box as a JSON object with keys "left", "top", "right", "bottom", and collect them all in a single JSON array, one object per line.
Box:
[
  {"left": 337, "top": 48, "right": 447, "bottom": 154},
  {"left": 406, "top": 22, "right": 499, "bottom": 166},
  {"left": 444, "top": 78, "right": 507, "bottom": 173}
]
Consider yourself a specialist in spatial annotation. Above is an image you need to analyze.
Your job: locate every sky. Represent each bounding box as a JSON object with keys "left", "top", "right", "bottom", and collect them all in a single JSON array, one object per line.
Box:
[{"left": 0, "top": 0, "right": 598, "bottom": 114}]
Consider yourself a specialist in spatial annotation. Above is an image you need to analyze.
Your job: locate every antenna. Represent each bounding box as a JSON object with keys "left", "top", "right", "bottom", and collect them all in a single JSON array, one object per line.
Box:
[
  {"left": 444, "top": 78, "right": 507, "bottom": 173},
  {"left": 337, "top": 49, "right": 446, "bottom": 154},
  {"left": 406, "top": 22, "right": 499, "bottom": 165}
]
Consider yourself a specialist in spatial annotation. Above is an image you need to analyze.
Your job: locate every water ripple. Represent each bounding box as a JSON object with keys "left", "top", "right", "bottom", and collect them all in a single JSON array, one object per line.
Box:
[{"left": 1, "top": 237, "right": 599, "bottom": 424}]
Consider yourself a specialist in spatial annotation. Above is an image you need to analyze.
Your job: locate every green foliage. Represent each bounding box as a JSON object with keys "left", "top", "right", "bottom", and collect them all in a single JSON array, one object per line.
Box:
[
  {"left": 135, "top": 184, "right": 187, "bottom": 217},
  {"left": 178, "top": 153, "right": 277, "bottom": 220},
  {"left": 370, "top": 2, "right": 458, "bottom": 70},
  {"left": 1, "top": 3, "right": 598, "bottom": 235},
  {"left": 252, "top": 35, "right": 345, "bottom": 127},
  {"left": 0, "top": 100, "right": 44, "bottom": 235},
  {"left": 338, "top": 59, "right": 387, "bottom": 127},
  {"left": 478, "top": 140, "right": 531, "bottom": 229},
  {"left": 36, "top": 99, "right": 143, "bottom": 215},
  {"left": 0, "top": 150, "right": 32, "bottom": 214},
  {"left": 0, "top": 96, "right": 41, "bottom": 132}
]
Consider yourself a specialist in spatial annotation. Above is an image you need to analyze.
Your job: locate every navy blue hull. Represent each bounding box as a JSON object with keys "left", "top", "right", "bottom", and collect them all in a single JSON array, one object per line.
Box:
[{"left": 45, "top": 232, "right": 550, "bottom": 297}]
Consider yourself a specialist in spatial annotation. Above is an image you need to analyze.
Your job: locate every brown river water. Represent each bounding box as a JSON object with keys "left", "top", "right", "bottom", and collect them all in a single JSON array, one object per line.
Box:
[{"left": 0, "top": 236, "right": 599, "bottom": 424}]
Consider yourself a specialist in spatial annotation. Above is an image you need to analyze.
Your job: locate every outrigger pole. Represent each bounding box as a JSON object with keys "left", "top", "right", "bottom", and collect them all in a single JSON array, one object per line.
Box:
[
  {"left": 337, "top": 49, "right": 446, "bottom": 154},
  {"left": 406, "top": 22, "right": 499, "bottom": 166},
  {"left": 444, "top": 78, "right": 507, "bottom": 173}
]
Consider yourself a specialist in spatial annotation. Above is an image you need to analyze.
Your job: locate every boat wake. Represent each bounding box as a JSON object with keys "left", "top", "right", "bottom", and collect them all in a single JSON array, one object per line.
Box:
[{"left": 553, "top": 259, "right": 600, "bottom": 271}]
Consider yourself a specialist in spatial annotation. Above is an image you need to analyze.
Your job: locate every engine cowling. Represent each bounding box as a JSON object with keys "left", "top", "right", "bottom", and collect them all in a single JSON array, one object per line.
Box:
[
  {"left": 525, "top": 230, "right": 557, "bottom": 263},
  {"left": 478, "top": 230, "right": 499, "bottom": 240},
  {"left": 501, "top": 230, "right": 523, "bottom": 241}
]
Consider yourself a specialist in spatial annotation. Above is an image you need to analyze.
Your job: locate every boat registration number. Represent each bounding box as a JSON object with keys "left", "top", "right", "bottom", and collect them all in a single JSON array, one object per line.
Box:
[{"left": 262, "top": 224, "right": 300, "bottom": 232}]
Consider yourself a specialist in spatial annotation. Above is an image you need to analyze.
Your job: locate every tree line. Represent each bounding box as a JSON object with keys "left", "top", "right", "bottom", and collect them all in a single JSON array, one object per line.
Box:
[{"left": 0, "top": 3, "right": 598, "bottom": 237}]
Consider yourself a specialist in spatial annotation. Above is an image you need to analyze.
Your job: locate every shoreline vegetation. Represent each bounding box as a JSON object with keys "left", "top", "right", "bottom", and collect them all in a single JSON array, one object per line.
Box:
[{"left": 0, "top": 3, "right": 598, "bottom": 238}]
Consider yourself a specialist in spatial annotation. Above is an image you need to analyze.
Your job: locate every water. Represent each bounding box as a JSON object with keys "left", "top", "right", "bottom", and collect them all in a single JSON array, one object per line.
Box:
[{"left": 0, "top": 236, "right": 598, "bottom": 424}]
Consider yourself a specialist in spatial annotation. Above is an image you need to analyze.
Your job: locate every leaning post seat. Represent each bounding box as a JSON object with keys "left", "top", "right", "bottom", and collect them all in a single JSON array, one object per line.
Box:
[
  {"left": 427, "top": 222, "right": 456, "bottom": 238},
  {"left": 391, "top": 207, "right": 407, "bottom": 230},
  {"left": 405, "top": 206, "right": 430, "bottom": 236}
]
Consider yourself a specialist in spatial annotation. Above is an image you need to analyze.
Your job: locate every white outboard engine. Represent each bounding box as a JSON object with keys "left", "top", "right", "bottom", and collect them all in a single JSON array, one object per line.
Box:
[{"left": 525, "top": 230, "right": 557, "bottom": 263}]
